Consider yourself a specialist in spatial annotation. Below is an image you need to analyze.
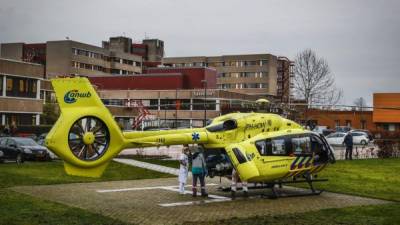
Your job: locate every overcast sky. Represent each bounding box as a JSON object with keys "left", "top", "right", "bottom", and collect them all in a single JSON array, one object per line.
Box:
[{"left": 0, "top": 0, "right": 399, "bottom": 106}]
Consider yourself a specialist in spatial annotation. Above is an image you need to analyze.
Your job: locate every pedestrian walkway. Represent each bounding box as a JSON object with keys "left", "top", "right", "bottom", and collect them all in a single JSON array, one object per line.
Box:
[
  {"left": 120, "top": 146, "right": 183, "bottom": 159},
  {"left": 113, "top": 158, "right": 192, "bottom": 177}
]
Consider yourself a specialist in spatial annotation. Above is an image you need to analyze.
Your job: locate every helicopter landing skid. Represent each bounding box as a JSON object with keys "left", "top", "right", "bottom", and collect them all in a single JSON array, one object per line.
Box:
[
  {"left": 218, "top": 178, "right": 328, "bottom": 199},
  {"left": 263, "top": 177, "right": 327, "bottom": 199}
]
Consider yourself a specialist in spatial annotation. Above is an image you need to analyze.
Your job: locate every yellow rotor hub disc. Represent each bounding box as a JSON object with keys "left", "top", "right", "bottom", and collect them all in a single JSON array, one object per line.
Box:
[{"left": 83, "top": 132, "right": 95, "bottom": 145}]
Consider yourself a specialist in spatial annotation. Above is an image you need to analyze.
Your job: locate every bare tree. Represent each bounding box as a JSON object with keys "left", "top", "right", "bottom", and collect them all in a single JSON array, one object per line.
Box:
[
  {"left": 353, "top": 97, "right": 367, "bottom": 111},
  {"left": 293, "top": 49, "right": 343, "bottom": 107}
]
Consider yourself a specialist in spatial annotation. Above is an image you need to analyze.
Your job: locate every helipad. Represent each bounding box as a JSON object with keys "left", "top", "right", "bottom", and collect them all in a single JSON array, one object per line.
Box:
[{"left": 12, "top": 177, "right": 389, "bottom": 225}]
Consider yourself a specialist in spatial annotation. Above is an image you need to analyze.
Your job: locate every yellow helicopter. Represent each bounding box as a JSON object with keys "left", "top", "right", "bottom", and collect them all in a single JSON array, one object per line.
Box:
[{"left": 45, "top": 77, "right": 335, "bottom": 196}]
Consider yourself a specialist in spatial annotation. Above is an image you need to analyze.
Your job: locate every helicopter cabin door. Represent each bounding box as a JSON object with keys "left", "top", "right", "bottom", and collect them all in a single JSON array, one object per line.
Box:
[
  {"left": 254, "top": 133, "right": 324, "bottom": 180},
  {"left": 254, "top": 136, "right": 295, "bottom": 180}
]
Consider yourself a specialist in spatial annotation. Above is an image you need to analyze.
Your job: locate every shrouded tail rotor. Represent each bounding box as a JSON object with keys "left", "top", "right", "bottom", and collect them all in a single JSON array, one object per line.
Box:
[{"left": 68, "top": 116, "right": 110, "bottom": 161}]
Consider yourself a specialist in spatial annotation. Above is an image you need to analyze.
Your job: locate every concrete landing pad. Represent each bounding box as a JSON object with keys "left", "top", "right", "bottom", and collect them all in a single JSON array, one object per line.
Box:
[{"left": 12, "top": 178, "right": 389, "bottom": 225}]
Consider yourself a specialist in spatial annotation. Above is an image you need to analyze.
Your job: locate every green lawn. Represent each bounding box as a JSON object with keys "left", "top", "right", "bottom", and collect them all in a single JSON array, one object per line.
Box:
[
  {"left": 0, "top": 160, "right": 174, "bottom": 188},
  {"left": 0, "top": 189, "right": 130, "bottom": 225},
  {"left": 294, "top": 158, "right": 400, "bottom": 201}
]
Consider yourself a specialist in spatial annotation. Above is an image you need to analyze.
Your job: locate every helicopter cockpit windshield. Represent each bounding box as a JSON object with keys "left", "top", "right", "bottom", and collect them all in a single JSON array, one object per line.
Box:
[{"left": 206, "top": 119, "right": 237, "bottom": 132}]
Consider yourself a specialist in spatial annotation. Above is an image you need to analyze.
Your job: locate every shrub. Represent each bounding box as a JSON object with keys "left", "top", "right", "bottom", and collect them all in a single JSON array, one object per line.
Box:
[{"left": 375, "top": 139, "right": 400, "bottom": 158}]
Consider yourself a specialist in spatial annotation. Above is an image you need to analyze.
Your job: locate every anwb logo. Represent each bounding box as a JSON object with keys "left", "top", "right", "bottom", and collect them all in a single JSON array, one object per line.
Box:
[{"left": 64, "top": 90, "right": 91, "bottom": 104}]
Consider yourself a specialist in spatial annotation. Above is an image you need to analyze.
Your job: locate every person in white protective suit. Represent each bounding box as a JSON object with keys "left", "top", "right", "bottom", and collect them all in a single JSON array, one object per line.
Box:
[
  {"left": 231, "top": 168, "right": 248, "bottom": 199},
  {"left": 178, "top": 144, "right": 190, "bottom": 194}
]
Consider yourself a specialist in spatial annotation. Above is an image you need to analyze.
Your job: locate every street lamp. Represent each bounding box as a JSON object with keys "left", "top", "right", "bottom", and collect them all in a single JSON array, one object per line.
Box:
[{"left": 201, "top": 80, "right": 207, "bottom": 127}]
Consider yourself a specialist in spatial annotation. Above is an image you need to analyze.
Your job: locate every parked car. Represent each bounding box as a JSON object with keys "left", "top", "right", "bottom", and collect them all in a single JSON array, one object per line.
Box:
[
  {"left": 325, "top": 132, "right": 347, "bottom": 146},
  {"left": 349, "top": 132, "right": 370, "bottom": 145},
  {"left": 351, "top": 129, "right": 373, "bottom": 141},
  {"left": 325, "top": 132, "right": 369, "bottom": 146},
  {"left": 37, "top": 137, "right": 58, "bottom": 159},
  {"left": 0, "top": 137, "right": 51, "bottom": 162}
]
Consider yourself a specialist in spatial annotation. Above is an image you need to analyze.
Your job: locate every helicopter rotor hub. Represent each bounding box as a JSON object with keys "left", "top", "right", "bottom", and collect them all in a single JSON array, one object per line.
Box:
[{"left": 83, "top": 132, "right": 95, "bottom": 145}]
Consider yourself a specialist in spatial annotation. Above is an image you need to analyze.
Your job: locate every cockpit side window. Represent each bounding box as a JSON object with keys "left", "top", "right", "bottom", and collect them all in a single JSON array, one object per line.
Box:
[
  {"left": 256, "top": 137, "right": 287, "bottom": 156},
  {"left": 291, "top": 135, "right": 312, "bottom": 155},
  {"left": 311, "top": 135, "right": 324, "bottom": 154},
  {"left": 271, "top": 138, "right": 286, "bottom": 155},
  {"left": 255, "top": 140, "right": 267, "bottom": 155},
  {"left": 311, "top": 134, "right": 329, "bottom": 163}
]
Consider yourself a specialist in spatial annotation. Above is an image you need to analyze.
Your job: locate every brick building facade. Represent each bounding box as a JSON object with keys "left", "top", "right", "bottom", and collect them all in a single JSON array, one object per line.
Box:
[
  {"left": 373, "top": 93, "right": 400, "bottom": 132},
  {"left": 302, "top": 109, "right": 374, "bottom": 131},
  {"left": 0, "top": 58, "right": 44, "bottom": 126}
]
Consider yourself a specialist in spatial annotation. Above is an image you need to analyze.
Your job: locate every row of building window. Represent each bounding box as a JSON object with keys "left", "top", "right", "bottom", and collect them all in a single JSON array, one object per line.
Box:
[
  {"left": 72, "top": 48, "right": 104, "bottom": 59},
  {"left": 0, "top": 113, "right": 38, "bottom": 126},
  {"left": 305, "top": 119, "right": 367, "bottom": 130},
  {"left": 71, "top": 61, "right": 106, "bottom": 72},
  {"left": 218, "top": 72, "right": 267, "bottom": 78},
  {"left": 72, "top": 48, "right": 141, "bottom": 67},
  {"left": 172, "top": 59, "right": 268, "bottom": 68},
  {"left": 111, "top": 69, "right": 136, "bottom": 75},
  {"left": 0, "top": 75, "right": 38, "bottom": 98},
  {"left": 334, "top": 120, "right": 367, "bottom": 129},
  {"left": 381, "top": 123, "right": 397, "bottom": 131},
  {"left": 302, "top": 120, "right": 400, "bottom": 132},
  {"left": 112, "top": 57, "right": 141, "bottom": 67},
  {"left": 102, "top": 98, "right": 258, "bottom": 112},
  {"left": 102, "top": 99, "right": 217, "bottom": 110},
  {"left": 218, "top": 83, "right": 267, "bottom": 89},
  {"left": 71, "top": 61, "right": 138, "bottom": 75}
]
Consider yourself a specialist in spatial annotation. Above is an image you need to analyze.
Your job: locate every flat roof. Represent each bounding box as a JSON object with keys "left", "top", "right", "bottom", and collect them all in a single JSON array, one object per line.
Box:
[
  {"left": 0, "top": 57, "right": 43, "bottom": 66},
  {"left": 164, "top": 53, "right": 274, "bottom": 59},
  {"left": 89, "top": 73, "right": 182, "bottom": 78},
  {"left": 147, "top": 66, "right": 217, "bottom": 71}
]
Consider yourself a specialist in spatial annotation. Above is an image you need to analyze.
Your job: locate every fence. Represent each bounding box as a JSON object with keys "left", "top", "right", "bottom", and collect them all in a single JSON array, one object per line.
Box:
[{"left": 332, "top": 144, "right": 379, "bottom": 160}]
